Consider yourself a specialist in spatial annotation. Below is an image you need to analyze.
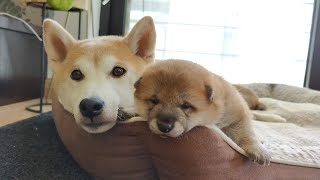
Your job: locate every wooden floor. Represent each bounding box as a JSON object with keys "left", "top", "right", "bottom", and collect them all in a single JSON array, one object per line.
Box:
[{"left": 0, "top": 99, "right": 52, "bottom": 127}]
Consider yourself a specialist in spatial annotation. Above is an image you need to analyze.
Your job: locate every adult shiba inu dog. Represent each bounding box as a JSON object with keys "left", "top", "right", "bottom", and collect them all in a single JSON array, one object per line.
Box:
[
  {"left": 43, "top": 16, "right": 156, "bottom": 133},
  {"left": 134, "top": 60, "right": 271, "bottom": 164}
]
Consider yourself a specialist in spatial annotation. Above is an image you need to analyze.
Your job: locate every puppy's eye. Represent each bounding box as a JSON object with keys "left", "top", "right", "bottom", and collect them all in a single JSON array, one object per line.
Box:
[
  {"left": 180, "top": 102, "right": 193, "bottom": 110},
  {"left": 112, "top": 66, "right": 126, "bottom": 77},
  {"left": 71, "top": 69, "right": 84, "bottom": 81},
  {"left": 149, "top": 96, "right": 159, "bottom": 105}
]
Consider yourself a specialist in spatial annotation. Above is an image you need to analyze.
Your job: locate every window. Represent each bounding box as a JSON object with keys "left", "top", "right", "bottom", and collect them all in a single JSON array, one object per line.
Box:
[{"left": 125, "top": 0, "right": 314, "bottom": 87}]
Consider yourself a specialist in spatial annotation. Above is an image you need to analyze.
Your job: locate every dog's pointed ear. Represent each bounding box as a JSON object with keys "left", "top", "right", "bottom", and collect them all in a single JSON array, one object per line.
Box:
[
  {"left": 43, "top": 19, "right": 75, "bottom": 69},
  {"left": 205, "top": 85, "right": 214, "bottom": 102},
  {"left": 124, "top": 16, "right": 156, "bottom": 64}
]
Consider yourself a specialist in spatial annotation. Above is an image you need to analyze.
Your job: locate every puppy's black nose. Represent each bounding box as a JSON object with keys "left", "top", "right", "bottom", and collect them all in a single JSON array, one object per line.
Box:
[
  {"left": 157, "top": 114, "right": 176, "bottom": 133},
  {"left": 79, "top": 98, "right": 104, "bottom": 119}
]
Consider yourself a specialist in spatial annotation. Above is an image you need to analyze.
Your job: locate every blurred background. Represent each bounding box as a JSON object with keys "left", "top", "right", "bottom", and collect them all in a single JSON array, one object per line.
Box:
[
  {"left": 0, "top": 0, "right": 319, "bottom": 117},
  {"left": 125, "top": 0, "right": 314, "bottom": 87}
]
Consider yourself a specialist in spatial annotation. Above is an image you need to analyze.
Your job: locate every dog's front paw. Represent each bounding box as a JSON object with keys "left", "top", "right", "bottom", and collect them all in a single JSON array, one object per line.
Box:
[{"left": 244, "top": 144, "right": 271, "bottom": 165}]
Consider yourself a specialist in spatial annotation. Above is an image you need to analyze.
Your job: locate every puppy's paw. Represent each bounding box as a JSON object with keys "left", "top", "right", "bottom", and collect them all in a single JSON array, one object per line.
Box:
[
  {"left": 119, "top": 116, "right": 147, "bottom": 123},
  {"left": 244, "top": 144, "right": 271, "bottom": 165},
  {"left": 252, "top": 111, "right": 287, "bottom": 123}
]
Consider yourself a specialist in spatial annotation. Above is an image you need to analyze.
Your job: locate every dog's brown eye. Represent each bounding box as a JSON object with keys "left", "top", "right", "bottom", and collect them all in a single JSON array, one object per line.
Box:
[
  {"left": 71, "top": 69, "right": 84, "bottom": 81},
  {"left": 112, "top": 66, "right": 126, "bottom": 77},
  {"left": 149, "top": 96, "right": 159, "bottom": 105},
  {"left": 180, "top": 102, "right": 193, "bottom": 110}
]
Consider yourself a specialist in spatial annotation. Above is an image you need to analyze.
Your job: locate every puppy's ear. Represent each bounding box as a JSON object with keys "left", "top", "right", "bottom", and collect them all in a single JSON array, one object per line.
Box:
[
  {"left": 134, "top": 77, "right": 142, "bottom": 89},
  {"left": 124, "top": 16, "right": 156, "bottom": 64},
  {"left": 205, "top": 85, "right": 214, "bottom": 102},
  {"left": 43, "top": 19, "right": 75, "bottom": 70}
]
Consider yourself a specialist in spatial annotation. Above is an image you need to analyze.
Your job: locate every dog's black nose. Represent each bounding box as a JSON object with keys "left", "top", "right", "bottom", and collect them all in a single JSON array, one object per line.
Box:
[
  {"left": 157, "top": 114, "right": 176, "bottom": 133},
  {"left": 79, "top": 98, "right": 104, "bottom": 119}
]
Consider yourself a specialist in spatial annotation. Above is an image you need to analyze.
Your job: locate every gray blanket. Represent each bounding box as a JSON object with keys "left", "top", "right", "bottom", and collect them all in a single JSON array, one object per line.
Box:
[{"left": 0, "top": 112, "right": 92, "bottom": 180}]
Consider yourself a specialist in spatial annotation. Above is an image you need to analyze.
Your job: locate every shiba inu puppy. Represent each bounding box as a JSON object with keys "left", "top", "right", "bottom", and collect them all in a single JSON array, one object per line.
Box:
[
  {"left": 43, "top": 16, "right": 156, "bottom": 133},
  {"left": 134, "top": 60, "right": 271, "bottom": 164}
]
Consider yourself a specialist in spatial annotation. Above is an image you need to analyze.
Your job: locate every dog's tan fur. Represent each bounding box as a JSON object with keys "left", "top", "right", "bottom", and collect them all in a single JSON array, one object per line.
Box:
[
  {"left": 43, "top": 16, "right": 156, "bottom": 133},
  {"left": 234, "top": 85, "right": 288, "bottom": 122},
  {"left": 134, "top": 60, "right": 271, "bottom": 164},
  {"left": 234, "top": 84, "right": 266, "bottom": 110}
]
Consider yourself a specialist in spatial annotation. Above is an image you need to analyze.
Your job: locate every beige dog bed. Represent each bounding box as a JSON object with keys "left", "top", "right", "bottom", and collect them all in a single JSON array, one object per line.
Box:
[{"left": 52, "top": 83, "right": 320, "bottom": 179}]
